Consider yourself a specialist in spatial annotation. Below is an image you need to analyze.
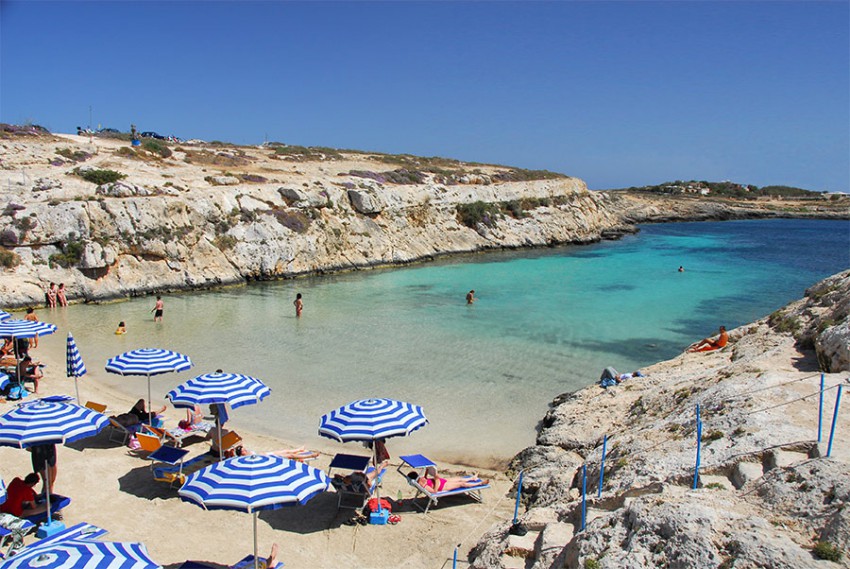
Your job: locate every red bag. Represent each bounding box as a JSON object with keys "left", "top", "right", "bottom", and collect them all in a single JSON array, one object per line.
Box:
[{"left": 367, "top": 498, "right": 392, "bottom": 513}]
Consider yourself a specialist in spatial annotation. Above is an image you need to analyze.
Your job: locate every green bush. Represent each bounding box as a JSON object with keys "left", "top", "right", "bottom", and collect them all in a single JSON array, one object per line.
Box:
[
  {"left": 213, "top": 235, "right": 237, "bottom": 251},
  {"left": 0, "top": 247, "right": 20, "bottom": 268},
  {"left": 48, "top": 236, "right": 85, "bottom": 268},
  {"left": 584, "top": 559, "right": 601, "bottom": 569},
  {"left": 812, "top": 541, "right": 842, "bottom": 561},
  {"left": 76, "top": 168, "right": 126, "bottom": 185},
  {"left": 456, "top": 201, "right": 501, "bottom": 228},
  {"left": 142, "top": 139, "right": 172, "bottom": 158}
]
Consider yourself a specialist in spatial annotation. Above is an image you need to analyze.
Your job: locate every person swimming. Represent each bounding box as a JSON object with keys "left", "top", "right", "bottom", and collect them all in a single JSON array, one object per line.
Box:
[{"left": 115, "top": 321, "right": 126, "bottom": 335}]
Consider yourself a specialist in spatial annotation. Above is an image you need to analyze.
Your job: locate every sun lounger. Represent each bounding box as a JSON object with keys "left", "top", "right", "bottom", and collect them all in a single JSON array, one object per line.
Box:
[
  {"left": 146, "top": 422, "right": 213, "bottom": 448},
  {"left": 24, "top": 495, "right": 72, "bottom": 525},
  {"left": 107, "top": 417, "right": 138, "bottom": 445},
  {"left": 327, "top": 453, "right": 384, "bottom": 511},
  {"left": 398, "top": 454, "right": 490, "bottom": 514},
  {"left": 180, "top": 556, "right": 282, "bottom": 569},
  {"left": 0, "top": 513, "right": 35, "bottom": 558},
  {"left": 29, "top": 521, "right": 106, "bottom": 547},
  {"left": 153, "top": 451, "right": 214, "bottom": 488},
  {"left": 134, "top": 431, "right": 163, "bottom": 459},
  {"left": 84, "top": 401, "right": 108, "bottom": 413}
]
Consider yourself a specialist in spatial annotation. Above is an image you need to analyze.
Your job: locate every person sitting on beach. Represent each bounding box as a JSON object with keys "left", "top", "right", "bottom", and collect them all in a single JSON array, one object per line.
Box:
[
  {"left": 115, "top": 321, "right": 126, "bottom": 335},
  {"left": 17, "top": 356, "right": 43, "bottom": 393},
  {"left": 0, "top": 473, "right": 47, "bottom": 518},
  {"left": 407, "top": 466, "right": 488, "bottom": 493},
  {"left": 1, "top": 337, "right": 14, "bottom": 358},
  {"left": 688, "top": 326, "right": 728, "bottom": 352},
  {"left": 255, "top": 543, "right": 279, "bottom": 569},
  {"left": 128, "top": 399, "right": 166, "bottom": 425}
]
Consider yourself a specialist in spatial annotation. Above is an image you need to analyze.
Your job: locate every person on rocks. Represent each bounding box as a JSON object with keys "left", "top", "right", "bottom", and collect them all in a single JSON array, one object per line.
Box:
[{"left": 688, "top": 326, "right": 728, "bottom": 352}]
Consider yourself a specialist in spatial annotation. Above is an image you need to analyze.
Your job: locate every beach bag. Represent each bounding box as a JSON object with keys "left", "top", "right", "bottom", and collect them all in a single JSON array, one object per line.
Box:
[
  {"left": 7, "top": 385, "right": 25, "bottom": 401},
  {"left": 127, "top": 436, "right": 141, "bottom": 450},
  {"left": 366, "top": 498, "right": 392, "bottom": 513}
]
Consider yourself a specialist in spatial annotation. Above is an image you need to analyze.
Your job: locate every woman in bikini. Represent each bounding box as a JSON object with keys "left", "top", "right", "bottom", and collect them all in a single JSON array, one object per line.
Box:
[
  {"left": 57, "top": 283, "right": 68, "bottom": 307},
  {"left": 46, "top": 283, "right": 57, "bottom": 308},
  {"left": 408, "top": 467, "right": 488, "bottom": 493}
]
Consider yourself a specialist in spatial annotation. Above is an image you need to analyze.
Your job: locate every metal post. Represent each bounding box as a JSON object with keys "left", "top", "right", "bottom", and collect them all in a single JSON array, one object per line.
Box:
[
  {"left": 253, "top": 512, "right": 259, "bottom": 569},
  {"left": 692, "top": 404, "right": 702, "bottom": 489},
  {"left": 818, "top": 374, "right": 825, "bottom": 442},
  {"left": 598, "top": 435, "right": 608, "bottom": 498},
  {"left": 513, "top": 470, "right": 524, "bottom": 524},
  {"left": 580, "top": 464, "right": 587, "bottom": 532},
  {"left": 827, "top": 385, "right": 843, "bottom": 458},
  {"left": 452, "top": 546, "right": 458, "bottom": 569}
]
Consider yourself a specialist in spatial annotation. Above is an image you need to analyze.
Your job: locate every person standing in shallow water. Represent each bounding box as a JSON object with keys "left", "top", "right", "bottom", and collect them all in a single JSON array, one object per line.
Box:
[
  {"left": 57, "top": 283, "right": 68, "bottom": 307},
  {"left": 151, "top": 295, "right": 164, "bottom": 322},
  {"left": 46, "top": 283, "right": 57, "bottom": 308},
  {"left": 294, "top": 293, "right": 303, "bottom": 318},
  {"left": 466, "top": 290, "right": 476, "bottom": 304}
]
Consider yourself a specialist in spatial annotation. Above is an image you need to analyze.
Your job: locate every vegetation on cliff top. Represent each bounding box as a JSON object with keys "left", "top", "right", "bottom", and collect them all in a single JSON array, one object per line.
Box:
[{"left": 614, "top": 180, "right": 833, "bottom": 199}]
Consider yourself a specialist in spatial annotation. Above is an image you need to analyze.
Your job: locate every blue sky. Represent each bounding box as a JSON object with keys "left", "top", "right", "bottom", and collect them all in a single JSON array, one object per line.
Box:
[{"left": 2, "top": 1, "right": 847, "bottom": 191}]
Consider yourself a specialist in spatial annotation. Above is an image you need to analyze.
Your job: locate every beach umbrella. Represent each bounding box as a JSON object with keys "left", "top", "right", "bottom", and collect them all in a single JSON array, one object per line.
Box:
[
  {"left": 0, "top": 479, "right": 6, "bottom": 506},
  {"left": 0, "top": 310, "right": 11, "bottom": 321},
  {"left": 166, "top": 371, "right": 271, "bottom": 460},
  {"left": 65, "top": 333, "right": 87, "bottom": 404},
  {"left": 0, "top": 319, "right": 58, "bottom": 370},
  {"left": 0, "top": 400, "right": 108, "bottom": 534},
  {"left": 0, "top": 538, "right": 161, "bottom": 569},
  {"left": 0, "top": 372, "right": 8, "bottom": 393},
  {"left": 319, "top": 397, "right": 428, "bottom": 514},
  {"left": 179, "top": 454, "right": 328, "bottom": 569},
  {"left": 105, "top": 348, "right": 193, "bottom": 424}
]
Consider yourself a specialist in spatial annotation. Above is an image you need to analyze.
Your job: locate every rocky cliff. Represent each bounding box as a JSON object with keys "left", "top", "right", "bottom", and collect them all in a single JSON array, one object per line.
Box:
[
  {"left": 468, "top": 271, "right": 850, "bottom": 568},
  {"left": 0, "top": 130, "right": 846, "bottom": 308}
]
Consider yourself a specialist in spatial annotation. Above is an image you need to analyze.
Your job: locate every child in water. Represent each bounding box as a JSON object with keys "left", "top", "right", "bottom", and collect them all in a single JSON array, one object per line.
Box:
[{"left": 115, "top": 321, "right": 126, "bottom": 335}]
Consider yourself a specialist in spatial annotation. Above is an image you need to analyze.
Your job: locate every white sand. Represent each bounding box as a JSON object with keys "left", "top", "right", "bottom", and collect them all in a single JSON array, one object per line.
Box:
[{"left": 0, "top": 335, "right": 514, "bottom": 568}]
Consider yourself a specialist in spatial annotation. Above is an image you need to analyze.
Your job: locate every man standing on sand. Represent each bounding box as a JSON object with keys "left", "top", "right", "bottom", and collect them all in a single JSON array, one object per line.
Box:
[
  {"left": 151, "top": 295, "right": 164, "bottom": 322},
  {"left": 466, "top": 290, "right": 476, "bottom": 304},
  {"left": 294, "top": 293, "right": 303, "bottom": 318}
]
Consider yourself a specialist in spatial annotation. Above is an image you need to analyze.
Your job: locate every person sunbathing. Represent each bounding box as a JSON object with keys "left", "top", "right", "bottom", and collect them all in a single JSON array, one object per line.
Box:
[
  {"left": 178, "top": 405, "right": 205, "bottom": 430},
  {"left": 688, "top": 326, "right": 728, "bottom": 352},
  {"left": 17, "top": 356, "right": 43, "bottom": 393},
  {"left": 407, "top": 467, "right": 488, "bottom": 493},
  {"left": 266, "top": 447, "right": 320, "bottom": 461},
  {"left": 332, "top": 460, "right": 389, "bottom": 492}
]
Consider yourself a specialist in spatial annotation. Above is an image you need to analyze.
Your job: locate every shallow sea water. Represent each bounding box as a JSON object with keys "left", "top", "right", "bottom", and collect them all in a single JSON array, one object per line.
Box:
[{"left": 42, "top": 219, "right": 849, "bottom": 467}]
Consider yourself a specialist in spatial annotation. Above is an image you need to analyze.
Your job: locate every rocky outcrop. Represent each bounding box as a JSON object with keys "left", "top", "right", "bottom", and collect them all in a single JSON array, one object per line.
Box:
[
  {"left": 468, "top": 271, "right": 850, "bottom": 569},
  {"left": 0, "top": 134, "right": 846, "bottom": 307}
]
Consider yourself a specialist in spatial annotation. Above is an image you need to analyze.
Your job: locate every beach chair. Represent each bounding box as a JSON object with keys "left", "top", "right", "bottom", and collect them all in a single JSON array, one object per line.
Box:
[
  {"left": 0, "top": 514, "right": 35, "bottom": 558},
  {"left": 107, "top": 417, "right": 135, "bottom": 445},
  {"left": 146, "top": 422, "right": 213, "bottom": 448},
  {"left": 215, "top": 430, "right": 243, "bottom": 457},
  {"left": 153, "top": 451, "right": 213, "bottom": 488},
  {"left": 84, "top": 401, "right": 107, "bottom": 413},
  {"left": 327, "top": 453, "right": 384, "bottom": 511},
  {"left": 134, "top": 431, "right": 163, "bottom": 460},
  {"left": 398, "top": 454, "right": 490, "bottom": 514}
]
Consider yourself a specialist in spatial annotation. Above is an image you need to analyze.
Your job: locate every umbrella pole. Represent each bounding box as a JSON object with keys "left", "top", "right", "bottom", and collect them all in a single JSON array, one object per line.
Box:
[
  {"left": 253, "top": 511, "right": 259, "bottom": 569},
  {"left": 373, "top": 445, "right": 383, "bottom": 515},
  {"left": 44, "top": 464, "right": 52, "bottom": 525},
  {"left": 217, "top": 415, "right": 223, "bottom": 462},
  {"left": 147, "top": 374, "right": 152, "bottom": 426},
  {"left": 73, "top": 377, "right": 81, "bottom": 405}
]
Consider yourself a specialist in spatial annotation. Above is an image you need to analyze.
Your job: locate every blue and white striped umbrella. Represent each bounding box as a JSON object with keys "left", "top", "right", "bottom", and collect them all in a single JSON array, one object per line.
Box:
[
  {"left": 318, "top": 398, "right": 429, "bottom": 443},
  {"left": 179, "top": 454, "right": 328, "bottom": 569},
  {"left": 66, "top": 333, "right": 87, "bottom": 404},
  {"left": 0, "top": 319, "right": 57, "bottom": 339},
  {"left": 0, "top": 538, "right": 161, "bottom": 569},
  {"left": 0, "top": 400, "right": 109, "bottom": 529},
  {"left": 0, "top": 310, "right": 11, "bottom": 322},
  {"left": 166, "top": 372, "right": 271, "bottom": 410},
  {"left": 105, "top": 348, "right": 193, "bottom": 421},
  {"left": 0, "top": 479, "right": 6, "bottom": 506},
  {"left": 0, "top": 400, "right": 108, "bottom": 448},
  {"left": 0, "top": 372, "right": 8, "bottom": 392}
]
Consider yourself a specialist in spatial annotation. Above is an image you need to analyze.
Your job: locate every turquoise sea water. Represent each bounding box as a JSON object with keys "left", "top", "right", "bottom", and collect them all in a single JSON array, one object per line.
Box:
[{"left": 42, "top": 219, "right": 849, "bottom": 467}]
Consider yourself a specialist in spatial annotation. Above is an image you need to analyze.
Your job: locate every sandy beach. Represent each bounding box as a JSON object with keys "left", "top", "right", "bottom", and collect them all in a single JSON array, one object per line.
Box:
[{"left": 0, "top": 335, "right": 514, "bottom": 569}]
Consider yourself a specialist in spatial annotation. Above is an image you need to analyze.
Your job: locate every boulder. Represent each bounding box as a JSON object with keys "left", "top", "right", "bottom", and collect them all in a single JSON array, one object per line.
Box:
[
  {"left": 209, "top": 176, "right": 240, "bottom": 186},
  {"left": 816, "top": 321, "right": 850, "bottom": 372},
  {"left": 32, "top": 177, "right": 62, "bottom": 192},
  {"left": 347, "top": 189, "right": 383, "bottom": 214}
]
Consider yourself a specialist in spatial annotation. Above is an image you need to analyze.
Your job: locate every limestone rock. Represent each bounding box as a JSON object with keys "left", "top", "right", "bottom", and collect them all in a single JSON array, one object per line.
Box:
[
  {"left": 347, "top": 189, "right": 384, "bottom": 214},
  {"left": 95, "top": 182, "right": 153, "bottom": 197},
  {"left": 209, "top": 176, "right": 240, "bottom": 186},
  {"left": 816, "top": 321, "right": 850, "bottom": 372},
  {"left": 32, "top": 177, "right": 62, "bottom": 192}
]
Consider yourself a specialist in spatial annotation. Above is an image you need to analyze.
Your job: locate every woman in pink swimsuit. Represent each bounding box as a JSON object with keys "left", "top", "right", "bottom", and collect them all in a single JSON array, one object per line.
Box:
[{"left": 408, "top": 468, "right": 488, "bottom": 493}]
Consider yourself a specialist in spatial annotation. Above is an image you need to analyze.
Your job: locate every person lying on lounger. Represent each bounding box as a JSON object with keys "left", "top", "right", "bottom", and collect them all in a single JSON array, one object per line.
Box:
[
  {"left": 688, "top": 326, "right": 728, "bottom": 352},
  {"left": 407, "top": 467, "right": 489, "bottom": 493},
  {"left": 332, "top": 459, "right": 389, "bottom": 492}
]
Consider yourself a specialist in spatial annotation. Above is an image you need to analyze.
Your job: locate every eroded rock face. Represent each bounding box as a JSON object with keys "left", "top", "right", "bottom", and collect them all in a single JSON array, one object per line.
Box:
[{"left": 347, "top": 189, "right": 384, "bottom": 214}]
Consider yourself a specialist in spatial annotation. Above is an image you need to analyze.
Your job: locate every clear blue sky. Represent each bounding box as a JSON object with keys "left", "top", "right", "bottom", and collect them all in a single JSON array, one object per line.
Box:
[{"left": 2, "top": 1, "right": 847, "bottom": 191}]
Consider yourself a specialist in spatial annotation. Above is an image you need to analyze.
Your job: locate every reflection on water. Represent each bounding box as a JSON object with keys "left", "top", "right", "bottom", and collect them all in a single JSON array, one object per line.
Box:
[{"left": 30, "top": 219, "right": 850, "bottom": 467}]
